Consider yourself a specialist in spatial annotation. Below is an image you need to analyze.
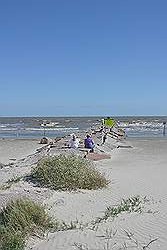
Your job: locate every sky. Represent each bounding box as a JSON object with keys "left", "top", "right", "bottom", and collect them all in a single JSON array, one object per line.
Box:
[{"left": 0, "top": 0, "right": 167, "bottom": 117}]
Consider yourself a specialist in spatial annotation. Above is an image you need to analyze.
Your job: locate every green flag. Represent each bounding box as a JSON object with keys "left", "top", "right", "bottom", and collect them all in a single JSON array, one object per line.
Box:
[{"left": 104, "top": 118, "right": 116, "bottom": 127}]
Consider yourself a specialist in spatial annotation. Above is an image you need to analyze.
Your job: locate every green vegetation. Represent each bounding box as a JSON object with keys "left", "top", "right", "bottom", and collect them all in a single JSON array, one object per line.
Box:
[
  {"left": 0, "top": 195, "right": 152, "bottom": 250},
  {"left": 31, "top": 154, "right": 108, "bottom": 190},
  {"left": 0, "top": 176, "right": 22, "bottom": 190},
  {"left": 93, "top": 196, "right": 146, "bottom": 224},
  {"left": 104, "top": 195, "right": 144, "bottom": 217},
  {"left": 0, "top": 198, "right": 54, "bottom": 250}
]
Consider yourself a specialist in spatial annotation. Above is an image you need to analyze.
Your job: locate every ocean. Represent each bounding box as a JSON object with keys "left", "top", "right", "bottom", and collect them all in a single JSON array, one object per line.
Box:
[{"left": 0, "top": 116, "right": 166, "bottom": 139}]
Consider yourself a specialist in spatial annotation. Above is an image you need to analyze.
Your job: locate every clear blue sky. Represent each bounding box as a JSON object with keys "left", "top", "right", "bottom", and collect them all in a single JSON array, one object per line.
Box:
[{"left": 0, "top": 0, "right": 167, "bottom": 117}]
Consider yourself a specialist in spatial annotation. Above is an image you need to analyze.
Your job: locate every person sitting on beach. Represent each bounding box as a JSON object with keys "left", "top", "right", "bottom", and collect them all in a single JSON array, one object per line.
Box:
[
  {"left": 84, "top": 134, "right": 95, "bottom": 152},
  {"left": 68, "top": 134, "right": 80, "bottom": 149}
]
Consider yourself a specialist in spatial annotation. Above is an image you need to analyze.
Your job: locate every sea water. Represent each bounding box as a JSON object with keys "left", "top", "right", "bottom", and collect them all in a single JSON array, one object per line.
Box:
[{"left": 0, "top": 116, "right": 166, "bottom": 139}]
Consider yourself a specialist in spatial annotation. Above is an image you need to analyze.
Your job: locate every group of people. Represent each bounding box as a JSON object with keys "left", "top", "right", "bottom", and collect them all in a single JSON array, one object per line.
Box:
[
  {"left": 68, "top": 120, "right": 126, "bottom": 152},
  {"left": 68, "top": 133, "right": 95, "bottom": 152}
]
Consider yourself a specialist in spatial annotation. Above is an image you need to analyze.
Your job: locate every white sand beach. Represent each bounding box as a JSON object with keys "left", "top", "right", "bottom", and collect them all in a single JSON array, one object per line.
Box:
[
  {"left": 0, "top": 136, "right": 167, "bottom": 249},
  {"left": 27, "top": 138, "right": 167, "bottom": 250},
  {"left": 0, "top": 138, "right": 43, "bottom": 165}
]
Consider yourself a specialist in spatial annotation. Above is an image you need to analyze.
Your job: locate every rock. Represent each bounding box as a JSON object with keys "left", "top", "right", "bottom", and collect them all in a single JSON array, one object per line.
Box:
[
  {"left": 39, "top": 137, "right": 49, "bottom": 144},
  {"left": 0, "top": 163, "right": 4, "bottom": 169}
]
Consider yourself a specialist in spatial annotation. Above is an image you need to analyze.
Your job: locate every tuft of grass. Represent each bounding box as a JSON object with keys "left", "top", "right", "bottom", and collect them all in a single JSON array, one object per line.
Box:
[
  {"left": 93, "top": 196, "right": 146, "bottom": 224},
  {"left": 31, "top": 154, "right": 109, "bottom": 190},
  {"left": 0, "top": 198, "right": 54, "bottom": 250},
  {"left": 0, "top": 228, "right": 25, "bottom": 250},
  {"left": 0, "top": 176, "right": 22, "bottom": 190},
  {"left": 104, "top": 196, "right": 143, "bottom": 218}
]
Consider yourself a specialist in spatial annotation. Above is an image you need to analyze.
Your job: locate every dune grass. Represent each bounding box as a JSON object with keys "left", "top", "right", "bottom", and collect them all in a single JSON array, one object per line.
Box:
[
  {"left": 31, "top": 154, "right": 109, "bottom": 191},
  {"left": 93, "top": 196, "right": 147, "bottom": 225},
  {"left": 0, "top": 176, "right": 22, "bottom": 190},
  {"left": 0, "top": 198, "right": 54, "bottom": 250}
]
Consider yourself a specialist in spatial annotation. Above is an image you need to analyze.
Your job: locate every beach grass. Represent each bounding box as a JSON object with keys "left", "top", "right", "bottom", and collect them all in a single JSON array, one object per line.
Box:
[
  {"left": 31, "top": 154, "right": 109, "bottom": 190},
  {"left": 0, "top": 198, "right": 54, "bottom": 250},
  {"left": 93, "top": 196, "right": 146, "bottom": 225},
  {"left": 0, "top": 176, "right": 23, "bottom": 190}
]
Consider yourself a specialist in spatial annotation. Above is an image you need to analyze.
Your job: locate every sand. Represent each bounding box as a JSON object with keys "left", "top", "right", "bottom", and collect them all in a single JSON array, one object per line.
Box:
[
  {"left": 0, "top": 138, "right": 43, "bottom": 164},
  {"left": 0, "top": 135, "right": 167, "bottom": 249}
]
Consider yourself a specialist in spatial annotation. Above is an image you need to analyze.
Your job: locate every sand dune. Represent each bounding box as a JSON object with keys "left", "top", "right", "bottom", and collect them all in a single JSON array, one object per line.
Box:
[
  {"left": 0, "top": 138, "right": 43, "bottom": 165},
  {"left": 0, "top": 136, "right": 167, "bottom": 249},
  {"left": 25, "top": 138, "right": 167, "bottom": 250}
]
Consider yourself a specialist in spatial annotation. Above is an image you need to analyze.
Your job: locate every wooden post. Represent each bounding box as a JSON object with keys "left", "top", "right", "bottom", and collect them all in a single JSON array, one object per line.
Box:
[
  {"left": 163, "top": 122, "right": 166, "bottom": 136},
  {"left": 43, "top": 123, "right": 46, "bottom": 137}
]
